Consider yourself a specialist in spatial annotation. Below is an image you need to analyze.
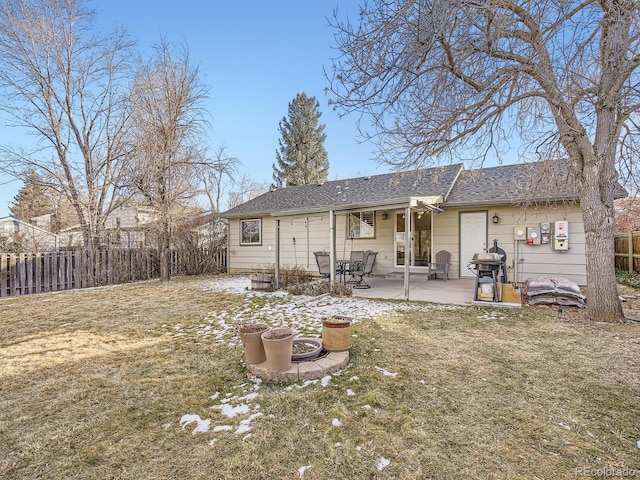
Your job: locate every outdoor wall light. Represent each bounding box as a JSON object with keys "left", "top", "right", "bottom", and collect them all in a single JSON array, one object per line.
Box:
[
  {"left": 381, "top": 212, "right": 388, "bottom": 220},
  {"left": 492, "top": 213, "right": 499, "bottom": 224}
]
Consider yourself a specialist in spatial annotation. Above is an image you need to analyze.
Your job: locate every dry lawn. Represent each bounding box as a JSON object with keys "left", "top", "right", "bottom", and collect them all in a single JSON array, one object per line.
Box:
[{"left": 1, "top": 276, "right": 639, "bottom": 479}]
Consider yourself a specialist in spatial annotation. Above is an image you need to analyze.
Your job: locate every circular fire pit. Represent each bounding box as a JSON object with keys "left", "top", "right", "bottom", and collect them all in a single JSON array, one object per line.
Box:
[
  {"left": 291, "top": 338, "right": 323, "bottom": 361},
  {"left": 247, "top": 337, "right": 349, "bottom": 383}
]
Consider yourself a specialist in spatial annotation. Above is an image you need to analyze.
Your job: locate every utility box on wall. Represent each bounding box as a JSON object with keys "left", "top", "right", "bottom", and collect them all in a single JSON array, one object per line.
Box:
[
  {"left": 540, "top": 221, "right": 551, "bottom": 244},
  {"left": 526, "top": 226, "right": 541, "bottom": 245},
  {"left": 554, "top": 220, "right": 569, "bottom": 250}
]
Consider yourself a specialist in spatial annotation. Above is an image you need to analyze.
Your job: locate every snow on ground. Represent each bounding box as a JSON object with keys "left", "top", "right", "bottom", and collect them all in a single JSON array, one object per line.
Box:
[
  {"left": 169, "top": 275, "right": 468, "bottom": 473},
  {"left": 192, "top": 275, "right": 465, "bottom": 342}
]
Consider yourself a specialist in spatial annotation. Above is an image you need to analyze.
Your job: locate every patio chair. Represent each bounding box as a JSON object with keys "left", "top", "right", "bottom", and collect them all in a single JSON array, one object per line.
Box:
[
  {"left": 349, "top": 250, "right": 377, "bottom": 289},
  {"left": 349, "top": 250, "right": 365, "bottom": 264},
  {"left": 313, "top": 251, "right": 332, "bottom": 279},
  {"left": 427, "top": 250, "right": 450, "bottom": 281}
]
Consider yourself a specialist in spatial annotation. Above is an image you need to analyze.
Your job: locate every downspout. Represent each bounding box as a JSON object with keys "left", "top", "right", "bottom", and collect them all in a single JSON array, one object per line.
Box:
[
  {"left": 275, "top": 219, "right": 280, "bottom": 289},
  {"left": 404, "top": 206, "right": 411, "bottom": 301}
]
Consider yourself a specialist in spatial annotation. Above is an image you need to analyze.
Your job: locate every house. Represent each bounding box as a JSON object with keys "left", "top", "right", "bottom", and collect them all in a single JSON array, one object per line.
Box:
[
  {"left": 58, "top": 203, "right": 159, "bottom": 249},
  {"left": 179, "top": 211, "right": 228, "bottom": 248},
  {"left": 220, "top": 161, "right": 626, "bottom": 287},
  {"left": 0, "top": 216, "right": 60, "bottom": 251}
]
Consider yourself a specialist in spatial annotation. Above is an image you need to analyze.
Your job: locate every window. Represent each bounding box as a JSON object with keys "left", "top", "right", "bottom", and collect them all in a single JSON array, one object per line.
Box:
[
  {"left": 240, "top": 218, "right": 261, "bottom": 245},
  {"left": 348, "top": 211, "right": 375, "bottom": 239}
]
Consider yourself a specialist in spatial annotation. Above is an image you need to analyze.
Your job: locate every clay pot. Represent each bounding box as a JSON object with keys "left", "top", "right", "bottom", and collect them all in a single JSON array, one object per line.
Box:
[
  {"left": 321, "top": 316, "right": 352, "bottom": 352},
  {"left": 261, "top": 328, "right": 294, "bottom": 372},
  {"left": 239, "top": 323, "right": 270, "bottom": 364}
]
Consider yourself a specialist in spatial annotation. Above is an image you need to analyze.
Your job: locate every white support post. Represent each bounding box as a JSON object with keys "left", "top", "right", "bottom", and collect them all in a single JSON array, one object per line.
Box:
[
  {"left": 404, "top": 206, "right": 411, "bottom": 301},
  {"left": 329, "top": 210, "right": 336, "bottom": 283}
]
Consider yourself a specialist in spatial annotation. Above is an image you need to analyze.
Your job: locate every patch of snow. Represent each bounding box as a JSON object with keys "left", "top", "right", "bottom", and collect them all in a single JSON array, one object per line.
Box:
[
  {"left": 376, "top": 457, "right": 390, "bottom": 471},
  {"left": 212, "top": 403, "right": 250, "bottom": 418},
  {"left": 236, "top": 412, "right": 263, "bottom": 434},
  {"left": 332, "top": 418, "right": 342, "bottom": 427},
  {"left": 375, "top": 366, "right": 398, "bottom": 377},
  {"left": 321, "top": 375, "right": 332, "bottom": 387},
  {"left": 210, "top": 392, "right": 220, "bottom": 400},
  {"left": 179, "top": 414, "right": 211, "bottom": 434},
  {"left": 346, "top": 389, "right": 356, "bottom": 396},
  {"left": 349, "top": 376, "right": 359, "bottom": 381},
  {"left": 213, "top": 425, "right": 233, "bottom": 432},
  {"left": 297, "top": 465, "right": 312, "bottom": 478}
]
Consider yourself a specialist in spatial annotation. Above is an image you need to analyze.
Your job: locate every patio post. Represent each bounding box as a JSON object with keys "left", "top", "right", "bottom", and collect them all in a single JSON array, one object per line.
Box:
[
  {"left": 329, "top": 210, "right": 336, "bottom": 283},
  {"left": 404, "top": 206, "right": 411, "bottom": 300},
  {"left": 275, "top": 219, "right": 280, "bottom": 288}
]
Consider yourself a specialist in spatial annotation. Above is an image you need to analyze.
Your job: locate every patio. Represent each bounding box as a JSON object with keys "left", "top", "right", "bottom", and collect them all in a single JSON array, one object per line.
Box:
[{"left": 350, "top": 276, "right": 522, "bottom": 307}]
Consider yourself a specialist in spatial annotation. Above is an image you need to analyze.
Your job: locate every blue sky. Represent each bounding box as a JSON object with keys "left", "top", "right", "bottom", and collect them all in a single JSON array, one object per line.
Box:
[{"left": 0, "top": 1, "right": 386, "bottom": 217}]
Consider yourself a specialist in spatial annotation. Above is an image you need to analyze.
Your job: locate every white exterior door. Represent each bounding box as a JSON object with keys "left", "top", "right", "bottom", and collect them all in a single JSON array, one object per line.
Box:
[{"left": 460, "top": 212, "right": 487, "bottom": 278}]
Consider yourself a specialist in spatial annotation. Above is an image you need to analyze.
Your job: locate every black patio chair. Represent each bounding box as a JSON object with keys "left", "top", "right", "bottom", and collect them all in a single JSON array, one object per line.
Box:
[{"left": 349, "top": 250, "right": 377, "bottom": 289}]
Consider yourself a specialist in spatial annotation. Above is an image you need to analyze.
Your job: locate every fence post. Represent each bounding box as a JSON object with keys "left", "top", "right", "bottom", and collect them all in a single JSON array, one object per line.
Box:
[{"left": 628, "top": 230, "right": 634, "bottom": 273}]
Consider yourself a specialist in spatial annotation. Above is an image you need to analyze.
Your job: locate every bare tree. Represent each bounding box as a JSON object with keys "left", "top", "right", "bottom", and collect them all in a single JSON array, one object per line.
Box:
[
  {"left": 197, "top": 145, "right": 240, "bottom": 214},
  {"left": 128, "top": 40, "right": 209, "bottom": 281},
  {"left": 328, "top": 0, "right": 640, "bottom": 322},
  {"left": 227, "top": 177, "right": 270, "bottom": 210},
  {"left": 0, "top": 0, "right": 135, "bottom": 280}
]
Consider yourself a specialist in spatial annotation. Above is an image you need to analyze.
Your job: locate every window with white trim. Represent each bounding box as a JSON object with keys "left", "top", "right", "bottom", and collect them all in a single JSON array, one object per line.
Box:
[
  {"left": 348, "top": 211, "right": 375, "bottom": 238},
  {"left": 240, "top": 218, "right": 261, "bottom": 245}
]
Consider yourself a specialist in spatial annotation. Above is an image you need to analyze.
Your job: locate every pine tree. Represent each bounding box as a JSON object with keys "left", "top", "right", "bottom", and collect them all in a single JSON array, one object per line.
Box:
[
  {"left": 273, "top": 93, "right": 329, "bottom": 187},
  {"left": 9, "top": 170, "right": 52, "bottom": 221}
]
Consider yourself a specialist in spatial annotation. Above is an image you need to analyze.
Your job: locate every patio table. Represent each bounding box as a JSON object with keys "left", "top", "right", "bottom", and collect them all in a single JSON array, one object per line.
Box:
[{"left": 336, "top": 259, "right": 350, "bottom": 284}]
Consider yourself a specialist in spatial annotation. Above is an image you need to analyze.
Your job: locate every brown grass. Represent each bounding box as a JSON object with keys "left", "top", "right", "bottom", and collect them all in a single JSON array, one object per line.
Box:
[{"left": 1, "top": 276, "right": 639, "bottom": 479}]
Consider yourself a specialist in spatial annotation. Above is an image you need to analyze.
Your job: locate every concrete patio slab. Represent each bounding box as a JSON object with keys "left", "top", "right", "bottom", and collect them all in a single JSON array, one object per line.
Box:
[{"left": 351, "top": 276, "right": 522, "bottom": 307}]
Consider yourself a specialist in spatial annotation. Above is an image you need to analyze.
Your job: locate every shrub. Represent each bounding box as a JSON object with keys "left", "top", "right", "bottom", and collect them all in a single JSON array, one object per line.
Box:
[
  {"left": 286, "top": 279, "right": 352, "bottom": 297},
  {"left": 261, "top": 265, "right": 313, "bottom": 290},
  {"left": 616, "top": 269, "right": 640, "bottom": 289}
]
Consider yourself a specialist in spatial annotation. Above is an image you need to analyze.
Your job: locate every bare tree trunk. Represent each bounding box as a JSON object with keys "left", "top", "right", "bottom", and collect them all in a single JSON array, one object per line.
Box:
[
  {"left": 159, "top": 219, "right": 171, "bottom": 282},
  {"left": 574, "top": 151, "right": 625, "bottom": 322}
]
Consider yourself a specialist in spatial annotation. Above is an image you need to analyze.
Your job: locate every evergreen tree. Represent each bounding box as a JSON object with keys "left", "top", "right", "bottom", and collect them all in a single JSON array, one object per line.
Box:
[
  {"left": 273, "top": 93, "right": 329, "bottom": 187},
  {"left": 9, "top": 170, "right": 52, "bottom": 221}
]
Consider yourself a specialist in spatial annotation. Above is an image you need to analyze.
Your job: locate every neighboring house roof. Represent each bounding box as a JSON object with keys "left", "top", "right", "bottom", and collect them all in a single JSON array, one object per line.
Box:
[
  {"left": 221, "top": 160, "right": 627, "bottom": 218},
  {"left": 0, "top": 216, "right": 61, "bottom": 238},
  {"left": 221, "top": 164, "right": 464, "bottom": 218}
]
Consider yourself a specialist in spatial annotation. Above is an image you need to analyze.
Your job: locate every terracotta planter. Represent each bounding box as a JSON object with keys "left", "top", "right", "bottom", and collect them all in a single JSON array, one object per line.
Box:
[
  {"left": 261, "top": 328, "right": 294, "bottom": 372},
  {"left": 321, "top": 316, "right": 352, "bottom": 352},
  {"left": 239, "top": 323, "right": 270, "bottom": 364}
]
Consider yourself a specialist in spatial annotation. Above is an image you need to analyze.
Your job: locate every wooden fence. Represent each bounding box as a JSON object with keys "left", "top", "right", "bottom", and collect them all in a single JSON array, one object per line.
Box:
[
  {"left": 0, "top": 247, "right": 227, "bottom": 298},
  {"left": 614, "top": 231, "right": 640, "bottom": 273}
]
